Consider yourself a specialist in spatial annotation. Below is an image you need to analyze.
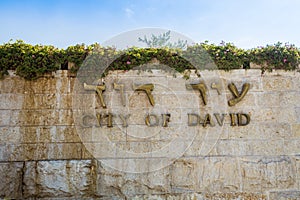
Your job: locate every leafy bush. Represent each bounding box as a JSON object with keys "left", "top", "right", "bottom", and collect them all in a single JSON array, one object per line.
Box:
[
  {"left": 0, "top": 40, "right": 63, "bottom": 79},
  {"left": 201, "top": 41, "right": 249, "bottom": 70},
  {"left": 0, "top": 40, "right": 299, "bottom": 80},
  {"left": 249, "top": 42, "right": 300, "bottom": 72}
]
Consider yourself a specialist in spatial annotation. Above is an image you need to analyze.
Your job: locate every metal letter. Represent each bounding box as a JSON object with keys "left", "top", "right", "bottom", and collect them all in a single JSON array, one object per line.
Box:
[
  {"left": 186, "top": 83, "right": 207, "bottom": 105},
  {"left": 237, "top": 113, "right": 251, "bottom": 126},
  {"left": 133, "top": 83, "right": 155, "bottom": 106},
  {"left": 145, "top": 114, "right": 159, "bottom": 126},
  {"left": 107, "top": 113, "right": 113, "bottom": 127},
  {"left": 84, "top": 83, "right": 106, "bottom": 108},
  {"left": 214, "top": 113, "right": 226, "bottom": 126},
  {"left": 119, "top": 114, "right": 130, "bottom": 127},
  {"left": 96, "top": 113, "right": 102, "bottom": 127},
  {"left": 162, "top": 114, "right": 171, "bottom": 127},
  {"left": 228, "top": 83, "right": 250, "bottom": 106},
  {"left": 230, "top": 113, "right": 237, "bottom": 126},
  {"left": 203, "top": 114, "right": 215, "bottom": 127}
]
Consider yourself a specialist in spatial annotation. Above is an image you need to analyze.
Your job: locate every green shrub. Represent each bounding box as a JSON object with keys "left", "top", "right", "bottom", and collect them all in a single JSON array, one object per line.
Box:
[
  {"left": 201, "top": 41, "right": 249, "bottom": 70},
  {"left": 249, "top": 42, "right": 300, "bottom": 72},
  {"left": 0, "top": 40, "right": 299, "bottom": 80}
]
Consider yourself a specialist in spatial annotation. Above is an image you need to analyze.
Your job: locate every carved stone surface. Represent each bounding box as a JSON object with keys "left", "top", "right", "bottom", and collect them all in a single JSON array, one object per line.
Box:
[{"left": 0, "top": 69, "right": 299, "bottom": 199}]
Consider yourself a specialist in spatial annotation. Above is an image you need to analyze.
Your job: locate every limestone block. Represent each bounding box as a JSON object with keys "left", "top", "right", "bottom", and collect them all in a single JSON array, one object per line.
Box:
[
  {"left": 283, "top": 140, "right": 300, "bottom": 155},
  {"left": 256, "top": 92, "right": 280, "bottom": 107},
  {"left": 55, "top": 125, "right": 81, "bottom": 142},
  {"left": 296, "top": 156, "right": 300, "bottom": 189},
  {"left": 20, "top": 125, "right": 80, "bottom": 143},
  {"left": 279, "top": 91, "right": 300, "bottom": 107},
  {"left": 292, "top": 124, "right": 300, "bottom": 138},
  {"left": 212, "top": 139, "right": 250, "bottom": 156},
  {"left": 220, "top": 75, "right": 263, "bottom": 92},
  {"left": 296, "top": 107, "right": 300, "bottom": 123},
  {"left": 56, "top": 93, "right": 73, "bottom": 109},
  {"left": 8, "top": 143, "right": 49, "bottom": 161},
  {"left": 0, "top": 162, "right": 23, "bottom": 199},
  {"left": 0, "top": 144, "right": 9, "bottom": 161},
  {"left": 166, "top": 76, "right": 188, "bottom": 91},
  {"left": 260, "top": 157, "right": 296, "bottom": 190},
  {"left": 203, "top": 193, "right": 266, "bottom": 199},
  {"left": 0, "top": 76, "right": 25, "bottom": 93},
  {"left": 256, "top": 123, "right": 292, "bottom": 139},
  {"left": 23, "top": 160, "right": 96, "bottom": 198},
  {"left": 127, "top": 108, "right": 151, "bottom": 125},
  {"left": 170, "top": 159, "right": 196, "bottom": 189},
  {"left": 57, "top": 109, "right": 74, "bottom": 125},
  {"left": 55, "top": 76, "right": 73, "bottom": 94},
  {"left": 46, "top": 143, "right": 82, "bottom": 160},
  {"left": 198, "top": 157, "right": 241, "bottom": 192},
  {"left": 144, "top": 167, "right": 171, "bottom": 193},
  {"left": 132, "top": 194, "right": 166, "bottom": 200},
  {"left": 167, "top": 193, "right": 204, "bottom": 200},
  {"left": 0, "top": 94, "right": 24, "bottom": 109},
  {"left": 6, "top": 143, "right": 82, "bottom": 161},
  {"left": 292, "top": 73, "right": 300, "bottom": 90},
  {"left": 227, "top": 123, "right": 258, "bottom": 139},
  {"left": 96, "top": 162, "right": 125, "bottom": 196},
  {"left": 23, "top": 161, "right": 37, "bottom": 197},
  {"left": 251, "top": 107, "right": 296, "bottom": 124},
  {"left": 0, "top": 110, "right": 11, "bottom": 126},
  {"left": 120, "top": 180, "right": 150, "bottom": 197},
  {"left": 262, "top": 76, "right": 294, "bottom": 91},
  {"left": 240, "top": 157, "right": 263, "bottom": 192},
  {"left": 249, "top": 140, "right": 284, "bottom": 156},
  {"left": 22, "top": 93, "right": 56, "bottom": 109},
  {"left": 10, "top": 110, "right": 59, "bottom": 126},
  {"left": 25, "top": 77, "right": 56, "bottom": 94},
  {"left": 0, "top": 126, "right": 21, "bottom": 144},
  {"left": 54, "top": 69, "right": 69, "bottom": 78},
  {"left": 129, "top": 92, "right": 155, "bottom": 108},
  {"left": 72, "top": 93, "right": 97, "bottom": 110},
  {"left": 226, "top": 92, "right": 257, "bottom": 108},
  {"left": 268, "top": 190, "right": 300, "bottom": 200},
  {"left": 162, "top": 92, "right": 201, "bottom": 110}
]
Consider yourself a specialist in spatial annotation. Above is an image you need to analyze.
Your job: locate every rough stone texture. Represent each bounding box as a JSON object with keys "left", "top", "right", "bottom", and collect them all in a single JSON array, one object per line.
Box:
[
  {"left": 23, "top": 160, "right": 96, "bottom": 198},
  {"left": 0, "top": 162, "right": 24, "bottom": 199},
  {"left": 0, "top": 69, "right": 299, "bottom": 199}
]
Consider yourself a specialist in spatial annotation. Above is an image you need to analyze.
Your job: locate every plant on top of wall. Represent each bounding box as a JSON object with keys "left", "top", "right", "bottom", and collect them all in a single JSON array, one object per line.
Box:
[
  {"left": 0, "top": 40, "right": 299, "bottom": 80},
  {"left": 0, "top": 40, "right": 63, "bottom": 79},
  {"left": 248, "top": 42, "right": 300, "bottom": 73}
]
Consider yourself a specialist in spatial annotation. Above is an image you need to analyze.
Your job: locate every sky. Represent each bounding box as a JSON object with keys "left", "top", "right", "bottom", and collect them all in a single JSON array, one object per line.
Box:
[{"left": 1, "top": 0, "right": 300, "bottom": 49}]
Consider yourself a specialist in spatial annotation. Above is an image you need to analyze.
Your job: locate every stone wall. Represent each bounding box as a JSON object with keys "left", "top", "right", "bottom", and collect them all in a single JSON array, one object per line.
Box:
[{"left": 0, "top": 69, "right": 300, "bottom": 199}]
